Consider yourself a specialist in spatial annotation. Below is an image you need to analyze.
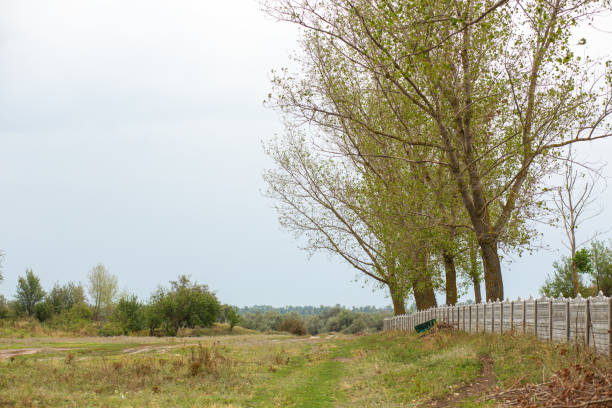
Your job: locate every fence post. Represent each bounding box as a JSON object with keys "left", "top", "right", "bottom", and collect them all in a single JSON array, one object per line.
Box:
[
  {"left": 468, "top": 305, "right": 473, "bottom": 333},
  {"left": 586, "top": 298, "right": 591, "bottom": 346},
  {"left": 523, "top": 300, "right": 527, "bottom": 334},
  {"left": 490, "top": 302, "right": 493, "bottom": 333},
  {"left": 476, "top": 304, "right": 479, "bottom": 332},
  {"left": 548, "top": 299, "right": 553, "bottom": 341},
  {"left": 565, "top": 299, "right": 570, "bottom": 343},
  {"left": 456, "top": 306, "right": 459, "bottom": 329},
  {"left": 608, "top": 297, "right": 612, "bottom": 357},
  {"left": 500, "top": 300, "right": 504, "bottom": 333},
  {"left": 532, "top": 298, "right": 536, "bottom": 336}
]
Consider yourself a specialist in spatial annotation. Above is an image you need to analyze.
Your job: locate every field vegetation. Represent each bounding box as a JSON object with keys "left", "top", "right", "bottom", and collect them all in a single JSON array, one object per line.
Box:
[{"left": 0, "top": 329, "right": 609, "bottom": 407}]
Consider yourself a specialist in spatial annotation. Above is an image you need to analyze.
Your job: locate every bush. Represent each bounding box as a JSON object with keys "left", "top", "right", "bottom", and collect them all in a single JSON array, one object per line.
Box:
[
  {"left": 113, "top": 295, "right": 145, "bottom": 334},
  {"left": 279, "top": 316, "right": 307, "bottom": 336},
  {"left": 34, "top": 301, "right": 53, "bottom": 322},
  {"left": 0, "top": 296, "right": 9, "bottom": 319},
  {"left": 149, "top": 275, "right": 221, "bottom": 336},
  {"left": 306, "top": 316, "right": 323, "bottom": 335},
  {"left": 344, "top": 315, "right": 369, "bottom": 334},
  {"left": 68, "top": 303, "right": 94, "bottom": 320},
  {"left": 47, "top": 282, "right": 87, "bottom": 314},
  {"left": 98, "top": 322, "right": 124, "bottom": 337}
]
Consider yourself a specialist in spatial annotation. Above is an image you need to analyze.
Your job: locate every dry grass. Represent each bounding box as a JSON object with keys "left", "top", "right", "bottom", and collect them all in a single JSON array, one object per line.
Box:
[{"left": 0, "top": 331, "right": 609, "bottom": 407}]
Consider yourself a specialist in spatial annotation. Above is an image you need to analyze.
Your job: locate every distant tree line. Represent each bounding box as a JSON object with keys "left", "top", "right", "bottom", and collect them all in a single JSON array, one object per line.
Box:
[
  {"left": 240, "top": 306, "right": 391, "bottom": 335},
  {"left": 0, "top": 265, "right": 230, "bottom": 336},
  {"left": 0, "top": 263, "right": 390, "bottom": 337},
  {"left": 238, "top": 304, "right": 392, "bottom": 316}
]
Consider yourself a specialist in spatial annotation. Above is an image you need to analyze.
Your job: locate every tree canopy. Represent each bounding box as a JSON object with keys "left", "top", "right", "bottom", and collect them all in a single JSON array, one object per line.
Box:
[{"left": 263, "top": 0, "right": 612, "bottom": 309}]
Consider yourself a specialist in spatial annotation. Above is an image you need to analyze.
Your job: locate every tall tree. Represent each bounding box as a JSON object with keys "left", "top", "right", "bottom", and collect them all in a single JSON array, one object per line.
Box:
[
  {"left": 87, "top": 263, "right": 118, "bottom": 321},
  {"left": 264, "top": 132, "right": 437, "bottom": 313},
  {"left": 552, "top": 147, "right": 602, "bottom": 296},
  {"left": 264, "top": 0, "right": 612, "bottom": 301},
  {"left": 15, "top": 268, "right": 46, "bottom": 316}
]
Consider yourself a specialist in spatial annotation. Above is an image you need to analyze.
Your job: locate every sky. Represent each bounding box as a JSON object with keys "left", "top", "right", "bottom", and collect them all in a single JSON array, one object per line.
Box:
[{"left": 0, "top": 1, "right": 611, "bottom": 308}]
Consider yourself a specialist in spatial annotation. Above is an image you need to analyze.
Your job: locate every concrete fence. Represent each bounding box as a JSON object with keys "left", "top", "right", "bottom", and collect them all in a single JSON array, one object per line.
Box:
[{"left": 383, "top": 293, "right": 612, "bottom": 356}]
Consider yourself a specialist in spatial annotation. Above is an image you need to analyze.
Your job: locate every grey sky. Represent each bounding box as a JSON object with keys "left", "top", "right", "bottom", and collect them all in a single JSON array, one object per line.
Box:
[{"left": 1, "top": 1, "right": 611, "bottom": 308}]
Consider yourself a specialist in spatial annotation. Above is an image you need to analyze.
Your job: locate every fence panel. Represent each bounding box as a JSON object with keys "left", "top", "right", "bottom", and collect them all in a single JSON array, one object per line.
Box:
[
  {"left": 551, "top": 298, "right": 568, "bottom": 342},
  {"left": 536, "top": 298, "right": 551, "bottom": 340},
  {"left": 382, "top": 293, "right": 611, "bottom": 356}
]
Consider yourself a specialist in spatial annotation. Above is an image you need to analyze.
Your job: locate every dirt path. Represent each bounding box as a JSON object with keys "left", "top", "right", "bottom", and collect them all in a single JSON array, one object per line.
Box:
[
  {"left": 122, "top": 345, "right": 184, "bottom": 355},
  {"left": 421, "top": 356, "right": 496, "bottom": 407},
  {"left": 0, "top": 347, "right": 75, "bottom": 360}
]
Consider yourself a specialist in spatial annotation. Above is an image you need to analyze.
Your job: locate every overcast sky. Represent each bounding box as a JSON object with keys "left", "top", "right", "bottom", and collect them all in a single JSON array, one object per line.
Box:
[{"left": 1, "top": 1, "right": 611, "bottom": 308}]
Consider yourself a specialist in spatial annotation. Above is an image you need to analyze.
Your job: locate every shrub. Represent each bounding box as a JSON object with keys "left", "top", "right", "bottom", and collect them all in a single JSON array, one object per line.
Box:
[
  {"left": 0, "top": 295, "right": 9, "bottom": 319},
  {"left": 279, "top": 316, "right": 307, "bottom": 336},
  {"left": 112, "top": 295, "right": 145, "bottom": 334},
  {"left": 47, "top": 282, "right": 87, "bottom": 314},
  {"left": 149, "top": 275, "right": 221, "bottom": 336},
  {"left": 68, "top": 303, "right": 94, "bottom": 320},
  {"left": 226, "top": 307, "right": 240, "bottom": 331},
  {"left": 15, "top": 269, "right": 45, "bottom": 316},
  {"left": 344, "top": 314, "right": 369, "bottom": 334},
  {"left": 34, "top": 301, "right": 53, "bottom": 322},
  {"left": 98, "top": 322, "right": 123, "bottom": 337}
]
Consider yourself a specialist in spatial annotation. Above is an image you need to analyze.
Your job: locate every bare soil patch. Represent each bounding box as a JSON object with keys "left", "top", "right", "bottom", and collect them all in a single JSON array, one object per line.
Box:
[
  {"left": 0, "top": 347, "right": 75, "bottom": 360},
  {"left": 421, "top": 356, "right": 496, "bottom": 408}
]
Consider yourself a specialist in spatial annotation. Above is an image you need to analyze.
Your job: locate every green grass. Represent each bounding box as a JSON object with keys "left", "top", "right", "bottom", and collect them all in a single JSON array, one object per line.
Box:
[{"left": 0, "top": 330, "right": 608, "bottom": 407}]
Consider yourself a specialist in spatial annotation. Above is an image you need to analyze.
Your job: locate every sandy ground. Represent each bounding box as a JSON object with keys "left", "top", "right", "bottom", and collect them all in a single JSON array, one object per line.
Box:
[{"left": 0, "top": 333, "right": 337, "bottom": 360}]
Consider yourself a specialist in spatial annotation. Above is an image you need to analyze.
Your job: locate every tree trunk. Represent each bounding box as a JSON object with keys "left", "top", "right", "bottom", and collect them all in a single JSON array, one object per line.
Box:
[
  {"left": 389, "top": 284, "right": 406, "bottom": 315},
  {"left": 571, "top": 232, "right": 578, "bottom": 296},
  {"left": 480, "top": 239, "right": 504, "bottom": 301},
  {"left": 472, "top": 274, "right": 482, "bottom": 304},
  {"left": 413, "top": 277, "right": 437, "bottom": 310},
  {"left": 442, "top": 251, "right": 458, "bottom": 306}
]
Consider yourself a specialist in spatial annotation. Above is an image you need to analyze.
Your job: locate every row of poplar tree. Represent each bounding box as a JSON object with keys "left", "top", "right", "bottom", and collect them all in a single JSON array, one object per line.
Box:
[{"left": 262, "top": 0, "right": 612, "bottom": 313}]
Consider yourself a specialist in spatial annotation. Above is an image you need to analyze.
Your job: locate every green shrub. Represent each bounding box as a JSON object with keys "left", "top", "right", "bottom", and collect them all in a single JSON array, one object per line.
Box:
[
  {"left": 279, "top": 316, "right": 307, "bottom": 335},
  {"left": 0, "top": 295, "right": 9, "bottom": 319},
  {"left": 34, "top": 301, "right": 53, "bottom": 322},
  {"left": 149, "top": 275, "right": 221, "bottom": 336},
  {"left": 112, "top": 295, "right": 145, "bottom": 334},
  {"left": 98, "top": 322, "right": 123, "bottom": 337}
]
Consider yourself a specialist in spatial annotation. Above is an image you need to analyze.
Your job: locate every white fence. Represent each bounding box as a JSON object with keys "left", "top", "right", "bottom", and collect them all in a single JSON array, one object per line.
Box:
[{"left": 383, "top": 293, "right": 612, "bottom": 356}]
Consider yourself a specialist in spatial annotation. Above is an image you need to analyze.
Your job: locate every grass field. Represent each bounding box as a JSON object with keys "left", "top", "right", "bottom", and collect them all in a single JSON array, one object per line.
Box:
[{"left": 0, "top": 329, "right": 609, "bottom": 407}]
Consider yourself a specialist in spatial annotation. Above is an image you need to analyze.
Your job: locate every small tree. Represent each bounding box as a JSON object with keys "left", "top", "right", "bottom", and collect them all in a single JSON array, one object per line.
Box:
[
  {"left": 0, "top": 295, "right": 9, "bottom": 319},
  {"left": 34, "top": 301, "right": 53, "bottom": 322},
  {"left": 540, "top": 252, "right": 592, "bottom": 298},
  {"left": 48, "top": 282, "right": 87, "bottom": 314},
  {"left": 589, "top": 240, "right": 612, "bottom": 296},
  {"left": 149, "top": 275, "right": 221, "bottom": 336},
  {"left": 15, "top": 268, "right": 46, "bottom": 316},
  {"left": 552, "top": 148, "right": 603, "bottom": 296},
  {"left": 113, "top": 295, "right": 145, "bottom": 334},
  {"left": 87, "top": 264, "right": 118, "bottom": 321},
  {"left": 226, "top": 307, "right": 240, "bottom": 332}
]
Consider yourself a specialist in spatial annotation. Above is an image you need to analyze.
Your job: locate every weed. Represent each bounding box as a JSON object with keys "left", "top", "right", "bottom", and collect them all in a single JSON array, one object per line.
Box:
[{"left": 188, "top": 342, "right": 225, "bottom": 377}]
